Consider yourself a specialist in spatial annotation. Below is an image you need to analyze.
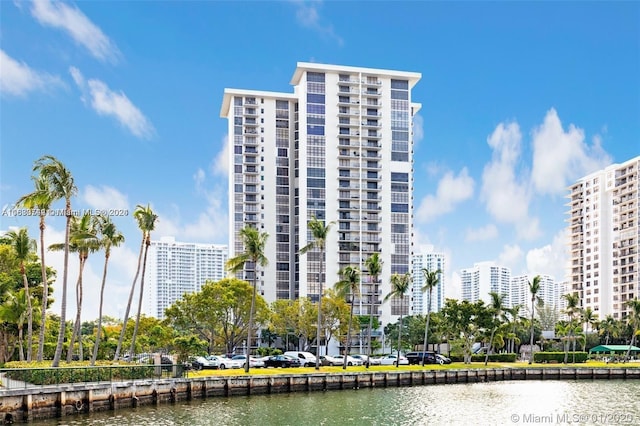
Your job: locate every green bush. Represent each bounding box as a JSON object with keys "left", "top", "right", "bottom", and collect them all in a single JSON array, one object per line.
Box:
[
  {"left": 533, "top": 352, "right": 588, "bottom": 363},
  {"left": 3, "top": 361, "right": 158, "bottom": 385},
  {"left": 470, "top": 353, "right": 517, "bottom": 362}
]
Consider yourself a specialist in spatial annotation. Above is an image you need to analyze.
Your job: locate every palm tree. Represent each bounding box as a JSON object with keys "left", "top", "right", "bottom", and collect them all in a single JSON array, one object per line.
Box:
[
  {"left": 129, "top": 204, "right": 159, "bottom": 359},
  {"left": 0, "top": 289, "right": 29, "bottom": 360},
  {"left": 384, "top": 272, "right": 411, "bottom": 367},
  {"left": 562, "top": 292, "right": 581, "bottom": 363},
  {"left": 50, "top": 213, "right": 99, "bottom": 362},
  {"left": 226, "top": 225, "right": 269, "bottom": 373},
  {"left": 581, "top": 306, "right": 597, "bottom": 333},
  {"left": 33, "top": 155, "right": 77, "bottom": 367},
  {"left": 420, "top": 268, "right": 441, "bottom": 366},
  {"left": 598, "top": 315, "right": 619, "bottom": 345},
  {"left": 1, "top": 228, "right": 37, "bottom": 361},
  {"left": 527, "top": 275, "right": 541, "bottom": 364},
  {"left": 299, "top": 216, "right": 334, "bottom": 370},
  {"left": 335, "top": 265, "right": 360, "bottom": 369},
  {"left": 623, "top": 298, "right": 640, "bottom": 362},
  {"left": 484, "top": 291, "right": 506, "bottom": 366},
  {"left": 91, "top": 215, "right": 124, "bottom": 365},
  {"left": 16, "top": 174, "right": 55, "bottom": 361},
  {"left": 364, "top": 252, "right": 382, "bottom": 368},
  {"left": 505, "top": 305, "right": 523, "bottom": 354}
]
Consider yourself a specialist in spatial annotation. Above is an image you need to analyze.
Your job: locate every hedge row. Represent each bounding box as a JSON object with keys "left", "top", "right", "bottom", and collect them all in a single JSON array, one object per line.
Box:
[
  {"left": 449, "top": 353, "right": 517, "bottom": 362},
  {"left": 3, "top": 365, "right": 158, "bottom": 385},
  {"left": 533, "top": 352, "right": 588, "bottom": 363}
]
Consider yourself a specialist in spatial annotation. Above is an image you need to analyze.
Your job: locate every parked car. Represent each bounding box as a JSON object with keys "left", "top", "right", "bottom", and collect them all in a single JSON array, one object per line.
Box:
[
  {"left": 436, "top": 354, "right": 452, "bottom": 365},
  {"left": 379, "top": 354, "right": 409, "bottom": 365},
  {"left": 351, "top": 354, "right": 381, "bottom": 365},
  {"left": 345, "top": 355, "right": 363, "bottom": 366},
  {"left": 208, "top": 355, "right": 242, "bottom": 369},
  {"left": 231, "top": 354, "right": 265, "bottom": 368},
  {"left": 319, "top": 355, "right": 344, "bottom": 366},
  {"left": 406, "top": 351, "right": 438, "bottom": 365},
  {"left": 190, "top": 356, "right": 219, "bottom": 370},
  {"left": 264, "top": 355, "right": 301, "bottom": 368},
  {"left": 284, "top": 351, "right": 317, "bottom": 367}
]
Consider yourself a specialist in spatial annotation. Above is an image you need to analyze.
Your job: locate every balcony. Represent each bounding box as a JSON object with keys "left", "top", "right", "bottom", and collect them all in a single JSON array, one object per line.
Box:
[
  {"left": 362, "top": 89, "right": 382, "bottom": 97},
  {"left": 361, "top": 121, "right": 382, "bottom": 128},
  {"left": 362, "top": 79, "right": 382, "bottom": 86},
  {"left": 244, "top": 108, "right": 258, "bottom": 117}
]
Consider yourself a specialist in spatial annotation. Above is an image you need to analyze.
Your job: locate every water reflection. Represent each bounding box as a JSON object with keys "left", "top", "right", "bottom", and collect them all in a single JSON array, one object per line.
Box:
[{"left": 34, "top": 380, "right": 640, "bottom": 426}]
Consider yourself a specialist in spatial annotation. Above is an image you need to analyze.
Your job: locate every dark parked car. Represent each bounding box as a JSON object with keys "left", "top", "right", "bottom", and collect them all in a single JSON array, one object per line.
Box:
[
  {"left": 406, "top": 351, "right": 438, "bottom": 365},
  {"left": 264, "top": 355, "right": 301, "bottom": 368},
  {"left": 436, "top": 354, "right": 452, "bottom": 365}
]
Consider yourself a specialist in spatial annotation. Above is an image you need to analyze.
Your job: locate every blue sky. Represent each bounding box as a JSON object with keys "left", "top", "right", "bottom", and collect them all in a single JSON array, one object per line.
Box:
[{"left": 1, "top": 1, "right": 639, "bottom": 319}]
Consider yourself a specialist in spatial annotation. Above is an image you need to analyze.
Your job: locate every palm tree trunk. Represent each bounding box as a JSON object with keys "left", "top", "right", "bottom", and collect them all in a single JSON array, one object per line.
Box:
[
  {"left": 52, "top": 205, "right": 72, "bottom": 367},
  {"left": 114, "top": 237, "right": 144, "bottom": 361},
  {"left": 343, "top": 298, "right": 355, "bottom": 369},
  {"left": 421, "top": 289, "right": 432, "bottom": 367},
  {"left": 528, "top": 300, "right": 535, "bottom": 364},
  {"left": 92, "top": 252, "right": 110, "bottom": 365},
  {"left": 366, "top": 293, "right": 374, "bottom": 368},
  {"left": 396, "top": 298, "right": 403, "bottom": 368},
  {"left": 484, "top": 328, "right": 496, "bottom": 366},
  {"left": 315, "top": 254, "right": 323, "bottom": 370},
  {"left": 129, "top": 237, "right": 151, "bottom": 358},
  {"left": 624, "top": 329, "right": 637, "bottom": 362},
  {"left": 245, "top": 275, "right": 257, "bottom": 373},
  {"left": 21, "top": 266, "right": 33, "bottom": 362},
  {"left": 18, "top": 326, "right": 24, "bottom": 361},
  {"left": 67, "top": 257, "right": 85, "bottom": 362},
  {"left": 37, "top": 215, "right": 48, "bottom": 362}
]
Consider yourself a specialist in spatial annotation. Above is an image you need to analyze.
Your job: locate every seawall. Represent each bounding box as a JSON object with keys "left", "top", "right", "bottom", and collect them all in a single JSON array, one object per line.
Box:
[{"left": 2, "top": 367, "right": 639, "bottom": 422}]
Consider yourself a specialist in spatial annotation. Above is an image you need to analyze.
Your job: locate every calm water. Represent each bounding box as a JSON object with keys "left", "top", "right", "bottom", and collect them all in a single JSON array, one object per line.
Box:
[{"left": 33, "top": 380, "right": 640, "bottom": 426}]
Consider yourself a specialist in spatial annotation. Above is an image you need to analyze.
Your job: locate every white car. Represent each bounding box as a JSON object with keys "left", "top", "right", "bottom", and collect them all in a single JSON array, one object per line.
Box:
[
  {"left": 345, "top": 355, "right": 364, "bottom": 366},
  {"left": 352, "top": 354, "right": 381, "bottom": 365},
  {"left": 208, "top": 355, "right": 242, "bottom": 369},
  {"left": 231, "top": 354, "right": 265, "bottom": 368},
  {"left": 379, "top": 354, "right": 409, "bottom": 365},
  {"left": 320, "top": 355, "right": 344, "bottom": 366}
]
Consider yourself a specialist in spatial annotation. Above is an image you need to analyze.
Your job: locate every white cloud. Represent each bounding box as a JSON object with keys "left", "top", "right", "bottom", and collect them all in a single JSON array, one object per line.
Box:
[
  {"left": 525, "top": 228, "right": 569, "bottom": 281},
  {"left": 30, "top": 0, "right": 120, "bottom": 63},
  {"left": 413, "top": 113, "right": 424, "bottom": 146},
  {"left": 0, "top": 49, "right": 63, "bottom": 97},
  {"left": 82, "top": 185, "right": 129, "bottom": 211},
  {"left": 465, "top": 224, "right": 498, "bottom": 242},
  {"left": 481, "top": 121, "right": 540, "bottom": 240},
  {"left": 292, "top": 0, "right": 344, "bottom": 46},
  {"left": 531, "top": 108, "right": 611, "bottom": 195},
  {"left": 416, "top": 167, "right": 474, "bottom": 223},
  {"left": 69, "top": 67, "right": 155, "bottom": 139},
  {"left": 497, "top": 243, "right": 524, "bottom": 273},
  {"left": 212, "top": 134, "right": 229, "bottom": 177}
]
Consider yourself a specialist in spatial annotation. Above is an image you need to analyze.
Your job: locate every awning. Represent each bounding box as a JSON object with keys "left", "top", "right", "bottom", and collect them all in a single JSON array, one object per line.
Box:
[{"left": 588, "top": 345, "right": 640, "bottom": 353}]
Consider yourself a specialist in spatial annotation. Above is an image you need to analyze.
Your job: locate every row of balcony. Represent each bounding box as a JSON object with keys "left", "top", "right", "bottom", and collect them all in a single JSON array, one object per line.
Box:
[{"left": 338, "top": 77, "right": 382, "bottom": 86}]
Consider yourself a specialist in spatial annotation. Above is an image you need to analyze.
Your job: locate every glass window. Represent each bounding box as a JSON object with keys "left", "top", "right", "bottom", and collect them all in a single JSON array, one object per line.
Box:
[
  {"left": 307, "top": 72, "right": 325, "bottom": 82},
  {"left": 307, "top": 93, "right": 325, "bottom": 104},
  {"left": 307, "top": 125, "right": 325, "bottom": 135},
  {"left": 391, "top": 79, "right": 409, "bottom": 89}
]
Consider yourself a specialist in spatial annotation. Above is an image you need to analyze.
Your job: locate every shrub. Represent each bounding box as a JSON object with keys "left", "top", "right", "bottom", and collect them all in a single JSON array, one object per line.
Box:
[
  {"left": 3, "top": 361, "right": 160, "bottom": 385},
  {"left": 533, "top": 352, "right": 588, "bottom": 363}
]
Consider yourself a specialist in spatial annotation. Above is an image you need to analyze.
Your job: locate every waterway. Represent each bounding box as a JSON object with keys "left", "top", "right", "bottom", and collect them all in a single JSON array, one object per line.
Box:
[{"left": 32, "top": 380, "right": 640, "bottom": 425}]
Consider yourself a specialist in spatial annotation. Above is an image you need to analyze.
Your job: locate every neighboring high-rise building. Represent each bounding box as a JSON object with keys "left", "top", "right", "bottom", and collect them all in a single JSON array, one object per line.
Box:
[
  {"left": 511, "top": 274, "right": 561, "bottom": 314},
  {"left": 460, "top": 261, "right": 511, "bottom": 307},
  {"left": 567, "top": 156, "right": 639, "bottom": 320},
  {"left": 220, "top": 62, "right": 421, "bottom": 332},
  {"left": 144, "top": 236, "right": 228, "bottom": 319},
  {"left": 411, "top": 250, "right": 446, "bottom": 314}
]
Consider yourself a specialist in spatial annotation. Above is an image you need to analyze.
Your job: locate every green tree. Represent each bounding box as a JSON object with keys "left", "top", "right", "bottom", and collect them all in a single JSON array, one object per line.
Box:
[
  {"left": 384, "top": 272, "right": 411, "bottom": 367},
  {"left": 0, "top": 289, "right": 29, "bottom": 360},
  {"left": 562, "top": 292, "right": 581, "bottom": 363},
  {"left": 226, "top": 226, "right": 269, "bottom": 372},
  {"left": 504, "top": 304, "right": 523, "bottom": 354},
  {"left": 364, "top": 252, "right": 382, "bottom": 367},
  {"left": 1, "top": 228, "right": 37, "bottom": 361},
  {"left": 527, "top": 275, "right": 541, "bottom": 364},
  {"left": 299, "top": 216, "right": 334, "bottom": 369},
  {"left": 335, "top": 265, "right": 360, "bottom": 369},
  {"left": 624, "top": 298, "right": 640, "bottom": 362},
  {"left": 484, "top": 291, "right": 506, "bottom": 366},
  {"left": 91, "top": 214, "right": 125, "bottom": 365},
  {"left": 441, "top": 299, "right": 490, "bottom": 364},
  {"left": 322, "top": 288, "right": 350, "bottom": 354},
  {"left": 598, "top": 315, "right": 620, "bottom": 345},
  {"left": 16, "top": 174, "right": 55, "bottom": 361},
  {"left": 129, "top": 204, "right": 159, "bottom": 359},
  {"left": 420, "top": 267, "right": 441, "bottom": 366},
  {"left": 34, "top": 155, "right": 77, "bottom": 367}
]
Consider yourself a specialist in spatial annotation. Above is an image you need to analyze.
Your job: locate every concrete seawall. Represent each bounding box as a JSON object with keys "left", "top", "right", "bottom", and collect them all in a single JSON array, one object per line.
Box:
[{"left": 2, "top": 367, "right": 639, "bottom": 422}]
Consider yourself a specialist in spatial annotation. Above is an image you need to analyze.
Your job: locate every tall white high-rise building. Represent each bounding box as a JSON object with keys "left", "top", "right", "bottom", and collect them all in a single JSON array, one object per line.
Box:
[
  {"left": 511, "top": 274, "right": 561, "bottom": 314},
  {"left": 144, "top": 237, "right": 228, "bottom": 319},
  {"left": 460, "top": 261, "right": 511, "bottom": 307},
  {"left": 220, "top": 62, "right": 421, "bottom": 330},
  {"left": 412, "top": 251, "right": 446, "bottom": 314},
  {"left": 567, "top": 156, "right": 639, "bottom": 320}
]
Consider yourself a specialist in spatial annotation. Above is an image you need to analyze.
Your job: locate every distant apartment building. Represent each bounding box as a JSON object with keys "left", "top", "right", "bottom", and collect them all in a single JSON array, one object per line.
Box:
[
  {"left": 460, "top": 261, "right": 511, "bottom": 307},
  {"left": 220, "top": 62, "right": 421, "bottom": 331},
  {"left": 144, "top": 236, "right": 228, "bottom": 319},
  {"left": 511, "top": 274, "right": 561, "bottom": 314},
  {"left": 567, "top": 156, "right": 639, "bottom": 320},
  {"left": 411, "top": 250, "right": 446, "bottom": 314}
]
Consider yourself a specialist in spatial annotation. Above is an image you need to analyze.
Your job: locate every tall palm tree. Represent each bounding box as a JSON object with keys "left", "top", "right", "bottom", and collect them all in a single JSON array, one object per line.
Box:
[
  {"left": 0, "top": 289, "right": 29, "bottom": 360},
  {"left": 484, "top": 291, "right": 506, "bottom": 366},
  {"left": 50, "top": 213, "right": 99, "bottom": 362},
  {"left": 527, "top": 275, "right": 541, "bottom": 364},
  {"left": 505, "top": 304, "right": 523, "bottom": 353},
  {"left": 16, "top": 175, "right": 55, "bottom": 362},
  {"left": 33, "top": 155, "right": 77, "bottom": 367},
  {"left": 364, "top": 252, "right": 382, "bottom": 368},
  {"left": 299, "top": 216, "right": 334, "bottom": 370},
  {"left": 624, "top": 298, "right": 640, "bottom": 362},
  {"left": 1, "top": 228, "right": 37, "bottom": 361},
  {"left": 91, "top": 215, "right": 124, "bottom": 365},
  {"left": 226, "top": 225, "right": 269, "bottom": 373},
  {"left": 335, "top": 265, "right": 360, "bottom": 369},
  {"left": 562, "top": 292, "right": 581, "bottom": 363},
  {"left": 598, "top": 315, "right": 619, "bottom": 345},
  {"left": 420, "top": 268, "right": 441, "bottom": 366},
  {"left": 384, "top": 272, "right": 411, "bottom": 367},
  {"left": 129, "top": 204, "right": 159, "bottom": 358}
]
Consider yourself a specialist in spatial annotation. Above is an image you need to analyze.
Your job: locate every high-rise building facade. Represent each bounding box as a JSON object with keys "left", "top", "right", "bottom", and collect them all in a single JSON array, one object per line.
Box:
[
  {"left": 411, "top": 251, "right": 446, "bottom": 314},
  {"left": 511, "top": 274, "right": 561, "bottom": 314},
  {"left": 460, "top": 261, "right": 511, "bottom": 307},
  {"left": 144, "top": 236, "right": 228, "bottom": 319},
  {"left": 220, "top": 62, "right": 421, "bottom": 329},
  {"left": 567, "top": 156, "right": 639, "bottom": 320}
]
